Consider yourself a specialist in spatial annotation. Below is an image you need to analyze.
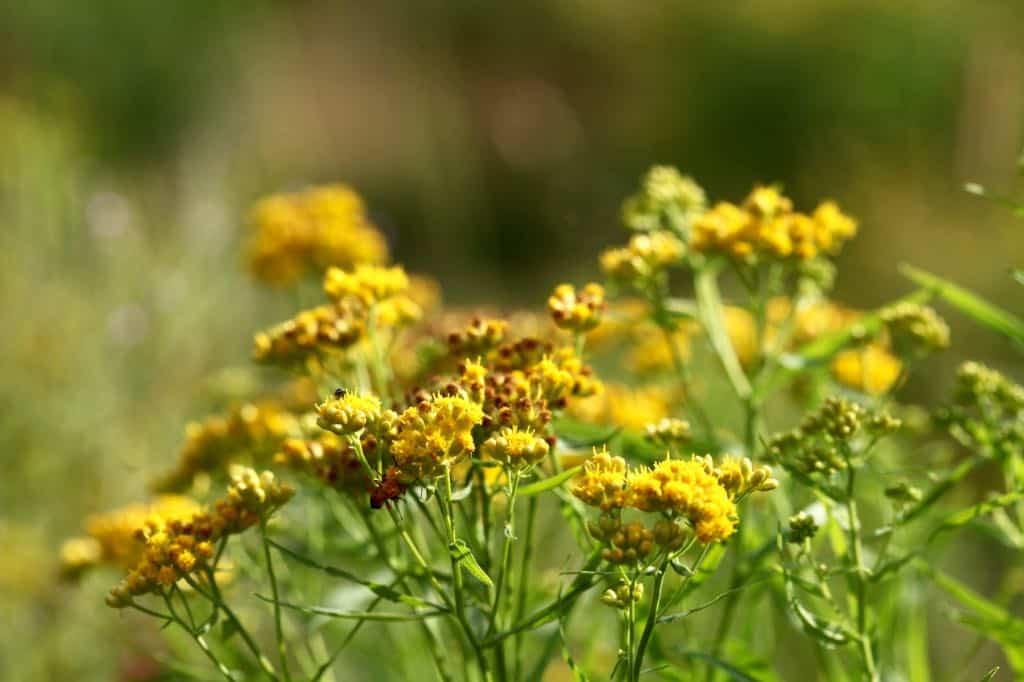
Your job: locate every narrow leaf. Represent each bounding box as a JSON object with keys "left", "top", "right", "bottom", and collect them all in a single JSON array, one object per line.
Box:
[
  {"left": 450, "top": 539, "right": 493, "bottom": 587},
  {"left": 677, "top": 652, "right": 761, "bottom": 682},
  {"left": 518, "top": 466, "right": 582, "bottom": 497},
  {"left": 268, "top": 539, "right": 445, "bottom": 610},
  {"left": 695, "top": 262, "right": 751, "bottom": 398},
  {"left": 784, "top": 577, "right": 854, "bottom": 646},
  {"left": 255, "top": 595, "right": 446, "bottom": 621},
  {"left": 980, "top": 667, "right": 1000, "bottom": 682},
  {"left": 928, "top": 490, "right": 1024, "bottom": 545},
  {"left": 902, "top": 264, "right": 1024, "bottom": 345}
]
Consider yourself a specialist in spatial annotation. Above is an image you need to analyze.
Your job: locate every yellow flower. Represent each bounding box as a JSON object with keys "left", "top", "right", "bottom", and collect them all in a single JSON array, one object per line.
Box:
[
  {"left": 812, "top": 200, "right": 857, "bottom": 252},
  {"left": 448, "top": 317, "right": 509, "bottom": 356},
  {"left": 571, "top": 448, "right": 629, "bottom": 511},
  {"left": 246, "top": 184, "right": 388, "bottom": 286},
  {"left": 600, "top": 231, "right": 685, "bottom": 281},
  {"left": 276, "top": 434, "right": 371, "bottom": 494},
  {"left": 317, "top": 390, "right": 383, "bottom": 435},
  {"left": 390, "top": 395, "right": 485, "bottom": 481},
  {"left": 547, "top": 283, "right": 606, "bottom": 333},
  {"left": 831, "top": 344, "right": 903, "bottom": 395},
  {"left": 253, "top": 303, "right": 364, "bottom": 366},
  {"left": 626, "top": 457, "right": 737, "bottom": 544},
  {"left": 481, "top": 426, "right": 550, "bottom": 467},
  {"left": 324, "top": 264, "right": 410, "bottom": 307}
]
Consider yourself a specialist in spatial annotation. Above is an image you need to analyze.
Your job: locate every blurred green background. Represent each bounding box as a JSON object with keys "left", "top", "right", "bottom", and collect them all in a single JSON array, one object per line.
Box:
[{"left": 1, "top": 1, "right": 1023, "bottom": 679}]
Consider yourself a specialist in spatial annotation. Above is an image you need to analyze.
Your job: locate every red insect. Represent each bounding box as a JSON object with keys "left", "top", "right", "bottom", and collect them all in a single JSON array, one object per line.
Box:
[{"left": 370, "top": 467, "right": 408, "bottom": 509}]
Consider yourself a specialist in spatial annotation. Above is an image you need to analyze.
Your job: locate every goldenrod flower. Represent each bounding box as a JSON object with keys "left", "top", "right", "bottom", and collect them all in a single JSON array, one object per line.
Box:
[
  {"left": 571, "top": 447, "right": 629, "bottom": 511},
  {"left": 831, "top": 344, "right": 903, "bottom": 395},
  {"left": 253, "top": 303, "right": 364, "bottom": 366},
  {"left": 390, "top": 395, "right": 485, "bottom": 481},
  {"left": 480, "top": 426, "right": 550, "bottom": 467},
  {"left": 547, "top": 283, "right": 606, "bottom": 333},
  {"left": 152, "top": 404, "right": 300, "bottom": 493},
  {"left": 276, "top": 434, "right": 371, "bottom": 494},
  {"left": 787, "top": 511, "right": 819, "bottom": 544},
  {"left": 316, "top": 390, "right": 383, "bottom": 435},
  {"left": 246, "top": 184, "right": 388, "bottom": 286},
  {"left": 626, "top": 457, "right": 737, "bottom": 544},
  {"left": 644, "top": 418, "right": 692, "bottom": 447},
  {"left": 324, "top": 264, "right": 410, "bottom": 306},
  {"left": 600, "top": 231, "right": 685, "bottom": 282},
  {"left": 602, "top": 521, "right": 655, "bottom": 565},
  {"left": 713, "top": 455, "right": 778, "bottom": 498},
  {"left": 448, "top": 317, "right": 509, "bottom": 356},
  {"left": 106, "top": 470, "right": 293, "bottom": 608}
]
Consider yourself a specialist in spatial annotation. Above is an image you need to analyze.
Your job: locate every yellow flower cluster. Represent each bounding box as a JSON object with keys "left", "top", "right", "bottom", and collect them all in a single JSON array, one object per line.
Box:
[
  {"left": 573, "top": 450, "right": 773, "bottom": 545},
  {"left": 547, "top": 283, "right": 606, "bottom": 333},
  {"left": 600, "top": 231, "right": 686, "bottom": 282},
  {"left": 830, "top": 344, "right": 903, "bottom": 395},
  {"left": 253, "top": 303, "right": 364, "bottom": 365},
  {"left": 276, "top": 434, "right": 370, "bottom": 494},
  {"left": 107, "top": 468, "right": 293, "bottom": 608},
  {"left": 247, "top": 184, "right": 389, "bottom": 285},
  {"left": 712, "top": 455, "right": 778, "bottom": 498},
  {"left": 569, "top": 383, "right": 672, "bottom": 431},
  {"left": 626, "top": 458, "right": 737, "bottom": 543},
  {"left": 324, "top": 264, "right": 411, "bottom": 307},
  {"left": 690, "top": 186, "right": 856, "bottom": 262},
  {"left": 644, "top": 417, "right": 692, "bottom": 448},
  {"left": 571, "top": 448, "right": 630, "bottom": 510},
  {"left": 316, "top": 389, "right": 385, "bottom": 435},
  {"left": 447, "top": 317, "right": 509, "bottom": 356},
  {"left": 390, "top": 395, "right": 485, "bottom": 481},
  {"left": 480, "top": 426, "right": 550, "bottom": 468},
  {"left": 61, "top": 496, "right": 200, "bottom": 576},
  {"left": 152, "top": 403, "right": 300, "bottom": 493}
]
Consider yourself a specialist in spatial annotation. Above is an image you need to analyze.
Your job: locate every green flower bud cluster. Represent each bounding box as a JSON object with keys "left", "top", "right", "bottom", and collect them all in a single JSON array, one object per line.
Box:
[
  {"left": 601, "top": 581, "right": 644, "bottom": 609},
  {"left": 881, "top": 302, "right": 950, "bottom": 355},
  {"left": 768, "top": 397, "right": 901, "bottom": 477},
  {"left": 787, "top": 512, "right": 819, "bottom": 544}
]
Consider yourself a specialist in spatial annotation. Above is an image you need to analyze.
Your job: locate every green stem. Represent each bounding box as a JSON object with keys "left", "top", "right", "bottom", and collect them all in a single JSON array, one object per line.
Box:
[
  {"left": 632, "top": 556, "right": 669, "bottom": 681},
  {"left": 489, "top": 469, "right": 522, "bottom": 682},
  {"left": 191, "top": 571, "right": 278, "bottom": 679},
  {"left": 261, "top": 521, "right": 292, "bottom": 681},
  {"left": 512, "top": 495, "right": 538, "bottom": 682},
  {"left": 846, "top": 468, "right": 878, "bottom": 681},
  {"left": 162, "top": 589, "right": 236, "bottom": 681}
]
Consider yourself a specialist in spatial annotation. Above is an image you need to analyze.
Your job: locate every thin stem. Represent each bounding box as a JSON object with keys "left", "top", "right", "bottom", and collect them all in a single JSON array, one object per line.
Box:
[
  {"left": 190, "top": 571, "right": 278, "bottom": 680},
  {"left": 261, "top": 521, "right": 292, "bottom": 681},
  {"left": 632, "top": 556, "right": 669, "bottom": 681},
  {"left": 489, "top": 469, "right": 522, "bottom": 682},
  {"left": 846, "top": 468, "right": 878, "bottom": 681},
  {"left": 512, "top": 495, "right": 538, "bottom": 682},
  {"left": 161, "top": 589, "right": 236, "bottom": 681}
]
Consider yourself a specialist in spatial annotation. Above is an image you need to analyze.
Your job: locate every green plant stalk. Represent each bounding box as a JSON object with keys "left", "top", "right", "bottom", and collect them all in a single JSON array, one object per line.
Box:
[
  {"left": 632, "top": 555, "right": 669, "bottom": 681},
  {"left": 489, "top": 469, "right": 522, "bottom": 682},
  {"left": 512, "top": 495, "right": 539, "bottom": 682},
  {"left": 356, "top": 507, "right": 453, "bottom": 682},
  {"left": 846, "top": 468, "right": 878, "bottom": 681},
  {"left": 261, "top": 521, "right": 292, "bottom": 681},
  {"left": 191, "top": 570, "right": 278, "bottom": 679},
  {"left": 440, "top": 468, "right": 492, "bottom": 681},
  {"left": 160, "top": 590, "right": 236, "bottom": 681}
]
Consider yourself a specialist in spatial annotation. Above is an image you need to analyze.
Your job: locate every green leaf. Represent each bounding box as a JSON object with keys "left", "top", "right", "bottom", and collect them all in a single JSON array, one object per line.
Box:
[
  {"left": 255, "top": 595, "right": 446, "bottom": 621},
  {"left": 449, "top": 539, "right": 493, "bottom": 587},
  {"left": 927, "top": 489, "right": 1024, "bottom": 545},
  {"left": 552, "top": 418, "right": 622, "bottom": 447},
  {"left": 695, "top": 262, "right": 751, "bottom": 398},
  {"left": 559, "top": 616, "right": 589, "bottom": 682},
  {"left": 923, "top": 566, "right": 1024, "bottom": 673},
  {"left": 676, "top": 652, "right": 762, "bottom": 682},
  {"left": 792, "top": 287, "right": 933, "bottom": 362},
  {"left": 518, "top": 466, "right": 582, "bottom": 497},
  {"left": 902, "top": 265, "right": 1024, "bottom": 345},
  {"left": 980, "top": 667, "right": 1000, "bottom": 682},
  {"left": 484, "top": 550, "right": 602, "bottom": 647},
  {"left": 268, "top": 539, "right": 446, "bottom": 610},
  {"left": 784, "top": 577, "right": 854, "bottom": 646}
]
